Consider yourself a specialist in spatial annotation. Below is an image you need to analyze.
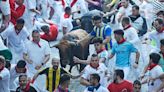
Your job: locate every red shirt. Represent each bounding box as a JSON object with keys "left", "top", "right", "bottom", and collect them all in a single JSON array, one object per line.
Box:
[
  {"left": 108, "top": 80, "right": 133, "bottom": 92},
  {"left": 9, "top": 0, "right": 25, "bottom": 25},
  {"left": 41, "top": 24, "right": 58, "bottom": 41}
]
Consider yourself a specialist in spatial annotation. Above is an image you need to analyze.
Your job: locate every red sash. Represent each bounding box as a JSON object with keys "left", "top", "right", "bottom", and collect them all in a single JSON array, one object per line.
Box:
[
  {"left": 33, "top": 40, "right": 41, "bottom": 48},
  {"left": 123, "top": 24, "right": 131, "bottom": 30},
  {"left": 147, "top": 63, "right": 158, "bottom": 70},
  {"left": 117, "top": 38, "right": 126, "bottom": 44},
  {"left": 61, "top": 0, "right": 78, "bottom": 8}
]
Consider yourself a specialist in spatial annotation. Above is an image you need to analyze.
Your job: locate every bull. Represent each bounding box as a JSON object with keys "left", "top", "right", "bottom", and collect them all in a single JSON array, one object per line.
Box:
[{"left": 51, "top": 29, "right": 92, "bottom": 72}]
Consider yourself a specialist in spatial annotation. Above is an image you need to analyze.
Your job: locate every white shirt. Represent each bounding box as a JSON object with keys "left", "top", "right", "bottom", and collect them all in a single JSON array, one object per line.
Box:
[
  {"left": 149, "top": 31, "right": 164, "bottom": 49},
  {"left": 1, "top": 26, "right": 29, "bottom": 54},
  {"left": 27, "top": 0, "right": 37, "bottom": 18},
  {"left": 97, "top": 50, "right": 108, "bottom": 67},
  {"left": 148, "top": 65, "right": 164, "bottom": 92},
  {"left": 61, "top": 13, "right": 73, "bottom": 32},
  {"left": 124, "top": 27, "right": 140, "bottom": 48},
  {"left": 115, "top": 4, "right": 132, "bottom": 27},
  {"left": 118, "top": 4, "right": 132, "bottom": 17},
  {"left": 116, "top": 4, "right": 132, "bottom": 23},
  {"left": 0, "top": 36, "right": 8, "bottom": 50},
  {"left": 84, "top": 85, "right": 109, "bottom": 92},
  {"left": 71, "top": 0, "right": 88, "bottom": 19},
  {"left": 37, "top": 0, "right": 50, "bottom": 19},
  {"left": 24, "top": 39, "right": 51, "bottom": 75},
  {"left": 81, "top": 63, "right": 108, "bottom": 87},
  {"left": 0, "top": 0, "right": 10, "bottom": 15},
  {"left": 50, "top": 0, "right": 64, "bottom": 27},
  {"left": 9, "top": 64, "right": 27, "bottom": 91},
  {"left": 0, "top": 68, "right": 10, "bottom": 92}
]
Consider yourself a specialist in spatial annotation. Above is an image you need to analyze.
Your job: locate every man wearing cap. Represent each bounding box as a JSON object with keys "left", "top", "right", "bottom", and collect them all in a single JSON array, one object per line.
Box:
[{"left": 108, "top": 29, "right": 140, "bottom": 80}]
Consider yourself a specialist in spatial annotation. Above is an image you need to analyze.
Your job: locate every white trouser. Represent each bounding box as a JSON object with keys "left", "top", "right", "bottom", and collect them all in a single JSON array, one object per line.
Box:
[{"left": 115, "top": 66, "right": 130, "bottom": 80}]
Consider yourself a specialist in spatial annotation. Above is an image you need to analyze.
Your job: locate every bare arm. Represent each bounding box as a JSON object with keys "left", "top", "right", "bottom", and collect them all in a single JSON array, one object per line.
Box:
[
  {"left": 31, "top": 73, "right": 39, "bottom": 83},
  {"left": 135, "top": 51, "right": 140, "bottom": 64},
  {"left": 156, "top": 82, "right": 164, "bottom": 92},
  {"left": 140, "top": 64, "right": 149, "bottom": 79},
  {"left": 62, "top": 27, "right": 67, "bottom": 35},
  {"left": 103, "top": 9, "right": 118, "bottom": 17},
  {"left": 103, "top": 36, "right": 111, "bottom": 45},
  {"left": 73, "top": 56, "right": 90, "bottom": 65},
  {"left": 109, "top": 53, "right": 114, "bottom": 59},
  {"left": 80, "top": 77, "right": 91, "bottom": 86},
  {"left": 42, "top": 54, "right": 50, "bottom": 65},
  {"left": 30, "top": 9, "right": 40, "bottom": 15},
  {"left": 99, "top": 58, "right": 106, "bottom": 63},
  {"left": 23, "top": 53, "right": 33, "bottom": 64}
]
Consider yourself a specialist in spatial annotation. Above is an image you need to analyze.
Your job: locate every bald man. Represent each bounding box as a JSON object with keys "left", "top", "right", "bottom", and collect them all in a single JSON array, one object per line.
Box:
[{"left": 32, "top": 58, "right": 78, "bottom": 92}]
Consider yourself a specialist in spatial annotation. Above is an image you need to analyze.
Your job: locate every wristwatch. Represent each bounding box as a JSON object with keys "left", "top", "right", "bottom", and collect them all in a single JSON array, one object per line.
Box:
[
  {"left": 135, "top": 62, "right": 138, "bottom": 64},
  {"left": 41, "top": 63, "right": 44, "bottom": 66}
]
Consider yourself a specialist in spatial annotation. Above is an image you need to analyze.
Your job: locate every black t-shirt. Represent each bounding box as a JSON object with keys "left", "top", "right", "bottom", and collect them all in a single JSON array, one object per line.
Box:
[
  {"left": 38, "top": 67, "right": 67, "bottom": 91},
  {"left": 16, "top": 86, "right": 37, "bottom": 92}
]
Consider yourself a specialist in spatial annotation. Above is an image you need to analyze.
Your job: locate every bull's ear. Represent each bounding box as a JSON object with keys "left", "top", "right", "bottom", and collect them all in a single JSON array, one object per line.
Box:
[{"left": 51, "top": 44, "right": 59, "bottom": 48}]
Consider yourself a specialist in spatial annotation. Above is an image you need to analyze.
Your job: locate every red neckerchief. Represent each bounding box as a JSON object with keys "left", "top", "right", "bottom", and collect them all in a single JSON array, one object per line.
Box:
[
  {"left": 147, "top": 63, "right": 158, "bottom": 70},
  {"left": 158, "top": 27, "right": 164, "bottom": 33},
  {"left": 32, "top": 40, "right": 41, "bottom": 48},
  {"left": 96, "top": 48, "right": 106, "bottom": 54},
  {"left": 64, "top": 13, "right": 70, "bottom": 19},
  {"left": 61, "top": 0, "right": 78, "bottom": 8},
  {"left": 15, "top": 26, "right": 20, "bottom": 35},
  {"left": 0, "top": 66, "right": 4, "bottom": 72},
  {"left": 161, "top": 52, "right": 164, "bottom": 58},
  {"left": 90, "top": 63, "right": 99, "bottom": 70},
  {"left": 117, "top": 38, "right": 126, "bottom": 44},
  {"left": 61, "top": 0, "right": 65, "bottom": 8},
  {"left": 123, "top": 24, "right": 131, "bottom": 30},
  {"left": 23, "top": 81, "right": 31, "bottom": 92},
  {"left": 70, "top": 0, "right": 77, "bottom": 7}
]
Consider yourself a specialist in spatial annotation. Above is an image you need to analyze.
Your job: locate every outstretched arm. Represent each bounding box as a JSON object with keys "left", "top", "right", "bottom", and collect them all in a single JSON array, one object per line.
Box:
[{"left": 73, "top": 56, "right": 90, "bottom": 65}]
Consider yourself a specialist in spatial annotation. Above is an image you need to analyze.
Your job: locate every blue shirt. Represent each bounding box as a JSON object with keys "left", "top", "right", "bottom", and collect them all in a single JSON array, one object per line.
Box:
[
  {"left": 90, "top": 24, "right": 112, "bottom": 50},
  {"left": 111, "top": 41, "right": 138, "bottom": 67}
]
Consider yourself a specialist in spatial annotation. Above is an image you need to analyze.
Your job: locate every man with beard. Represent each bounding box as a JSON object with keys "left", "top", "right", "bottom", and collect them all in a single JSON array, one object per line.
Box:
[
  {"left": 16, "top": 74, "right": 37, "bottom": 92},
  {"left": 107, "top": 69, "right": 133, "bottom": 92},
  {"left": 31, "top": 58, "right": 78, "bottom": 92}
]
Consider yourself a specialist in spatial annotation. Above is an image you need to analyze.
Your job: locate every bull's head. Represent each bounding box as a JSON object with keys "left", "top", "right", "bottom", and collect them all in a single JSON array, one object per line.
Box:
[{"left": 52, "top": 40, "right": 77, "bottom": 68}]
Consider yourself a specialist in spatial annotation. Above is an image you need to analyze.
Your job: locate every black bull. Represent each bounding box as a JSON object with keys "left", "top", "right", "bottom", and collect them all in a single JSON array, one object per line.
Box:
[{"left": 52, "top": 29, "right": 92, "bottom": 72}]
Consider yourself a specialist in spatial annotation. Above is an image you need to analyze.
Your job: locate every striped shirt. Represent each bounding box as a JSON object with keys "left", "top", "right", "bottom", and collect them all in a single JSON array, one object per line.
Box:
[
  {"left": 38, "top": 67, "right": 67, "bottom": 92},
  {"left": 90, "top": 24, "right": 112, "bottom": 50}
]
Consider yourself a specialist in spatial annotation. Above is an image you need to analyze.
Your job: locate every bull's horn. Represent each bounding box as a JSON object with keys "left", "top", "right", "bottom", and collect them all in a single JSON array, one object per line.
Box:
[{"left": 50, "top": 44, "right": 59, "bottom": 48}]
